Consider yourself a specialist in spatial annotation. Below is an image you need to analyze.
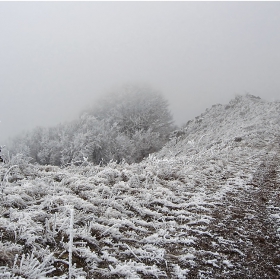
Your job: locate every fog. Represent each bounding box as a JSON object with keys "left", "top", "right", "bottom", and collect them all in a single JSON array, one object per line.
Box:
[{"left": 0, "top": 2, "right": 280, "bottom": 144}]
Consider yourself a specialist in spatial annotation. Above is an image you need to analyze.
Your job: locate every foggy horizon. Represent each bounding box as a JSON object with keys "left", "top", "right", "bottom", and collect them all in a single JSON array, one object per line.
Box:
[{"left": 1, "top": 1, "right": 280, "bottom": 144}]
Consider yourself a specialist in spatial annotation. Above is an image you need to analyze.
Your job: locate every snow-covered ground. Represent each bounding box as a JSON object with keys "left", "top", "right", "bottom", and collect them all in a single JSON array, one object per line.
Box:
[{"left": 0, "top": 94, "right": 279, "bottom": 278}]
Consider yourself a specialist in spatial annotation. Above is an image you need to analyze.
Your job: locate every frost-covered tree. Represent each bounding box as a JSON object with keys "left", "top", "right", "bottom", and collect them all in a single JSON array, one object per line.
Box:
[
  {"left": 82, "top": 85, "right": 174, "bottom": 163},
  {"left": 89, "top": 84, "right": 174, "bottom": 139}
]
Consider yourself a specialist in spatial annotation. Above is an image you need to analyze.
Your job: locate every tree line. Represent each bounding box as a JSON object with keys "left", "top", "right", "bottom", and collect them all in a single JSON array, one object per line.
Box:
[{"left": 8, "top": 85, "right": 175, "bottom": 166}]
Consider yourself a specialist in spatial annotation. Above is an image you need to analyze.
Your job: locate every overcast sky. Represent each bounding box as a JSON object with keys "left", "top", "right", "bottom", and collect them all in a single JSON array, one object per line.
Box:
[{"left": 1, "top": 1, "right": 280, "bottom": 144}]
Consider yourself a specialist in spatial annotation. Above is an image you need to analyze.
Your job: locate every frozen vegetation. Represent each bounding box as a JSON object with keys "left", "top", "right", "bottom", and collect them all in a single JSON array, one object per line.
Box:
[
  {"left": 0, "top": 94, "right": 280, "bottom": 278},
  {"left": 8, "top": 85, "right": 174, "bottom": 166}
]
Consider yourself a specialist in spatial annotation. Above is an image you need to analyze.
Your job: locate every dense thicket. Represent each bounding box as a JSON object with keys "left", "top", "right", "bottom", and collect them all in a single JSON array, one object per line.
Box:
[{"left": 8, "top": 85, "right": 174, "bottom": 166}]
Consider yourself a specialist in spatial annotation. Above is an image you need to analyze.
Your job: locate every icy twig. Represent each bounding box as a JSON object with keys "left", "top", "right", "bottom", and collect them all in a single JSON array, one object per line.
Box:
[
  {"left": 124, "top": 243, "right": 141, "bottom": 262},
  {"left": 1, "top": 165, "right": 18, "bottom": 193},
  {"left": 69, "top": 208, "right": 74, "bottom": 279},
  {"left": 102, "top": 224, "right": 117, "bottom": 236}
]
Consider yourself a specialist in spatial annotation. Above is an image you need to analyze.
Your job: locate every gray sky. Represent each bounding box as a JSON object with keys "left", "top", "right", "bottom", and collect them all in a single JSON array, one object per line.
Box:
[{"left": 1, "top": 2, "right": 280, "bottom": 144}]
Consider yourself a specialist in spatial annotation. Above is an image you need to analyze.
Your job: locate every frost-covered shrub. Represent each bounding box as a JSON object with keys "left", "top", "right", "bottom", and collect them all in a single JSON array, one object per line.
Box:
[
  {"left": 0, "top": 242, "right": 22, "bottom": 267},
  {"left": 11, "top": 252, "right": 55, "bottom": 279},
  {"left": 108, "top": 260, "right": 166, "bottom": 278}
]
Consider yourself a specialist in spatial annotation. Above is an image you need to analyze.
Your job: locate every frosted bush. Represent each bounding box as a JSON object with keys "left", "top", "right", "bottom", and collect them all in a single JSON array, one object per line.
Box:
[
  {"left": 172, "top": 264, "right": 189, "bottom": 278},
  {"left": 12, "top": 252, "right": 55, "bottom": 279}
]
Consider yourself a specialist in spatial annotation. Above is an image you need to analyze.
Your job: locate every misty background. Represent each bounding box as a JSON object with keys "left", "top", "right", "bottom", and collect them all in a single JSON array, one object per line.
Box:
[{"left": 0, "top": 1, "right": 280, "bottom": 144}]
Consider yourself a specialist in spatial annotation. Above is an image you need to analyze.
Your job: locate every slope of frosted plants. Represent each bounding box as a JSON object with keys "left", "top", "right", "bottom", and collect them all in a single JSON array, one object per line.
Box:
[
  {"left": 160, "top": 94, "right": 280, "bottom": 159},
  {"left": 0, "top": 94, "right": 280, "bottom": 278}
]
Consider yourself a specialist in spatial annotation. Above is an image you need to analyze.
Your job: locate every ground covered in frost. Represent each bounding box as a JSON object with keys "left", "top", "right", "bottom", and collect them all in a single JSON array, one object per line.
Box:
[{"left": 0, "top": 94, "right": 280, "bottom": 278}]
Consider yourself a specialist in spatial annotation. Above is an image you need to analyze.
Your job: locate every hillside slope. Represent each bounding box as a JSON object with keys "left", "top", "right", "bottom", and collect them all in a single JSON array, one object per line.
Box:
[
  {"left": 159, "top": 94, "right": 280, "bottom": 158},
  {"left": 0, "top": 94, "right": 280, "bottom": 278}
]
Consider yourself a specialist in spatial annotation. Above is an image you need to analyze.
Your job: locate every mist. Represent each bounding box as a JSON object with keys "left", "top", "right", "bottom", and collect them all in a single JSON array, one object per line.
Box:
[{"left": 1, "top": 1, "right": 280, "bottom": 144}]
